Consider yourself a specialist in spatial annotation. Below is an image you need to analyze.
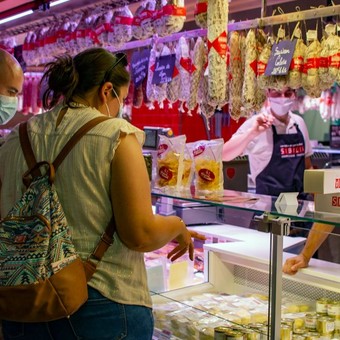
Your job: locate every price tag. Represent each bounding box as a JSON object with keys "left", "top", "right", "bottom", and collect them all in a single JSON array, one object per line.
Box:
[
  {"left": 152, "top": 54, "right": 176, "bottom": 85},
  {"left": 277, "top": 27, "right": 286, "bottom": 39},
  {"left": 325, "top": 24, "right": 336, "bottom": 36},
  {"left": 306, "top": 30, "right": 318, "bottom": 42},
  {"left": 293, "top": 27, "right": 302, "bottom": 39},
  {"left": 265, "top": 39, "right": 297, "bottom": 76},
  {"left": 131, "top": 48, "right": 151, "bottom": 88}
]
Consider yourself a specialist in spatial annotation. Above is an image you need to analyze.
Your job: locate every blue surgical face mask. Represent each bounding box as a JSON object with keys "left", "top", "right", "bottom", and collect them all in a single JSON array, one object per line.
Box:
[
  {"left": 112, "top": 87, "right": 123, "bottom": 119},
  {"left": 0, "top": 94, "right": 18, "bottom": 125}
]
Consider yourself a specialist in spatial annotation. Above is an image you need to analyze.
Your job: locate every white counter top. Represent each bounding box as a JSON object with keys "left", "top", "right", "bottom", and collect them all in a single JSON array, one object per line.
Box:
[{"left": 190, "top": 224, "right": 340, "bottom": 291}]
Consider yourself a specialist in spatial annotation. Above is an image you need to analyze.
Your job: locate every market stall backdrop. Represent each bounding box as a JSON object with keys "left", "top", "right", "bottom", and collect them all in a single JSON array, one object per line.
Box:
[{"left": 0, "top": 0, "right": 337, "bottom": 142}]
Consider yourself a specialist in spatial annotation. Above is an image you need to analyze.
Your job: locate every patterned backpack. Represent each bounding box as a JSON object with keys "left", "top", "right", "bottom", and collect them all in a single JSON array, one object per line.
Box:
[{"left": 0, "top": 116, "right": 116, "bottom": 322}]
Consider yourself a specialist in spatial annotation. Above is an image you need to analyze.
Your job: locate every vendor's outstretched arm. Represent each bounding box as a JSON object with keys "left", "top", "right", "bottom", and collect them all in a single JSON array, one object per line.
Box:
[
  {"left": 283, "top": 223, "right": 335, "bottom": 275},
  {"left": 222, "top": 113, "right": 273, "bottom": 161}
]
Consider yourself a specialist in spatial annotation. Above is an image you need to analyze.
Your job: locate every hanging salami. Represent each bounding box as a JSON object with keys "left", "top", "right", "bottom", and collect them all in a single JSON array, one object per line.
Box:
[{"left": 207, "top": 0, "right": 228, "bottom": 107}]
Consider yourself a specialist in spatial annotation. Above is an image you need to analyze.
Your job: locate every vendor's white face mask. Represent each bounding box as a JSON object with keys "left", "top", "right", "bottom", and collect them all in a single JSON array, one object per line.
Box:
[
  {"left": 0, "top": 94, "right": 18, "bottom": 125},
  {"left": 268, "top": 97, "right": 295, "bottom": 117}
]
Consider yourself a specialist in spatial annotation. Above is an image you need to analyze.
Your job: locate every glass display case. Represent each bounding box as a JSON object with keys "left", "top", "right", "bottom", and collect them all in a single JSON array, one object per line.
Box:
[{"left": 149, "top": 189, "right": 340, "bottom": 340}]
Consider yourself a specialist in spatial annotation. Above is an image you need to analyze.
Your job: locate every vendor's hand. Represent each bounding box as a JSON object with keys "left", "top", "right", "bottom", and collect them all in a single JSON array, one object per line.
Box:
[
  {"left": 283, "top": 254, "right": 309, "bottom": 275},
  {"left": 253, "top": 113, "right": 274, "bottom": 133},
  {"left": 167, "top": 230, "right": 206, "bottom": 262}
]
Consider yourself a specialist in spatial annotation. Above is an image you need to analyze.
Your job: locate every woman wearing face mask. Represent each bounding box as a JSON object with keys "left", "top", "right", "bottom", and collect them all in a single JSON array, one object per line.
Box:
[
  {"left": 222, "top": 87, "right": 313, "bottom": 197},
  {"left": 0, "top": 47, "right": 205, "bottom": 339},
  {"left": 0, "top": 49, "right": 24, "bottom": 125}
]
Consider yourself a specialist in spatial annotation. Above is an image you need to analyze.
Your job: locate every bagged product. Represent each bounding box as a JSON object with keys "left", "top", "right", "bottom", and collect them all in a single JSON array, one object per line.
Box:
[
  {"left": 95, "top": 10, "right": 113, "bottom": 46},
  {"left": 180, "top": 142, "right": 195, "bottom": 194},
  {"left": 161, "top": 0, "right": 186, "bottom": 36},
  {"left": 192, "top": 138, "right": 224, "bottom": 197},
  {"left": 112, "top": 6, "right": 133, "bottom": 47},
  {"left": 194, "top": 0, "right": 208, "bottom": 29},
  {"left": 155, "top": 135, "right": 186, "bottom": 192}
]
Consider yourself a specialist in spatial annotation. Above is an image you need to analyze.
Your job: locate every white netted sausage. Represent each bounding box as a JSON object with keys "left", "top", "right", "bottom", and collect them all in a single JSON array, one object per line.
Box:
[
  {"left": 207, "top": 0, "right": 228, "bottom": 106},
  {"left": 187, "top": 37, "right": 206, "bottom": 111}
]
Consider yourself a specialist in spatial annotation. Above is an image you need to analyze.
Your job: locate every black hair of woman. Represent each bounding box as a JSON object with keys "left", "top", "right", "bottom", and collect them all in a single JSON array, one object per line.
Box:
[{"left": 41, "top": 48, "right": 129, "bottom": 110}]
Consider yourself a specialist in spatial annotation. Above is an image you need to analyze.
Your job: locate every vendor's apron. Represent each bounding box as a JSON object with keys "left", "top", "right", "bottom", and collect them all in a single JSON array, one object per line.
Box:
[{"left": 256, "top": 124, "right": 305, "bottom": 197}]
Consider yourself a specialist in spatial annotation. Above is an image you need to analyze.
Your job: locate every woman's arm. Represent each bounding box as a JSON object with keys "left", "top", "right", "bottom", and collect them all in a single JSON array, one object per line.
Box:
[{"left": 110, "top": 133, "right": 205, "bottom": 260}]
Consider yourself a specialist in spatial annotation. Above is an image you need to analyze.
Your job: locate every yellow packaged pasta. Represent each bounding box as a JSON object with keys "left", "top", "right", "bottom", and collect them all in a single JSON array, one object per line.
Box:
[
  {"left": 192, "top": 138, "right": 224, "bottom": 197},
  {"left": 155, "top": 135, "right": 186, "bottom": 192},
  {"left": 180, "top": 142, "right": 195, "bottom": 193}
]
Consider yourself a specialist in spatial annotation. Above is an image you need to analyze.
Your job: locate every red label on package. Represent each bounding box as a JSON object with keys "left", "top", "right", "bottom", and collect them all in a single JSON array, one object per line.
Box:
[
  {"left": 319, "top": 57, "right": 329, "bottom": 68},
  {"left": 76, "top": 29, "right": 86, "bottom": 39},
  {"left": 163, "top": 5, "right": 186, "bottom": 17},
  {"left": 159, "top": 166, "right": 173, "bottom": 181},
  {"left": 157, "top": 144, "right": 168, "bottom": 156},
  {"left": 199, "top": 169, "right": 215, "bottom": 182},
  {"left": 249, "top": 59, "right": 257, "bottom": 74},
  {"left": 114, "top": 16, "right": 133, "bottom": 26},
  {"left": 140, "top": 10, "right": 154, "bottom": 21},
  {"left": 290, "top": 56, "right": 304, "bottom": 71},
  {"left": 132, "top": 16, "right": 141, "bottom": 26},
  {"left": 328, "top": 53, "right": 340, "bottom": 68},
  {"left": 257, "top": 61, "right": 267, "bottom": 75},
  {"left": 305, "top": 57, "right": 320, "bottom": 70},
  {"left": 172, "top": 66, "right": 179, "bottom": 78},
  {"left": 180, "top": 57, "right": 197, "bottom": 74},
  {"left": 56, "top": 29, "right": 67, "bottom": 39},
  {"left": 195, "top": 2, "right": 208, "bottom": 15},
  {"left": 153, "top": 9, "right": 163, "bottom": 20},
  {"left": 193, "top": 145, "right": 205, "bottom": 157},
  {"left": 208, "top": 31, "right": 227, "bottom": 58},
  {"left": 85, "top": 29, "right": 99, "bottom": 44}
]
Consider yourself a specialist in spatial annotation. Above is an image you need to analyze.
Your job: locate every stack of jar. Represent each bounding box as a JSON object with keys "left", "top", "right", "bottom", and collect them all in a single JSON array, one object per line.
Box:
[{"left": 213, "top": 299, "right": 340, "bottom": 339}]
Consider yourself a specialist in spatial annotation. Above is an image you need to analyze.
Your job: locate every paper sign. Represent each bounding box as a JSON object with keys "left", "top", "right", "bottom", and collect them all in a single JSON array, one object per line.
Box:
[
  {"left": 265, "top": 40, "right": 297, "bottom": 76},
  {"left": 152, "top": 54, "right": 176, "bottom": 85},
  {"left": 131, "top": 48, "right": 150, "bottom": 88}
]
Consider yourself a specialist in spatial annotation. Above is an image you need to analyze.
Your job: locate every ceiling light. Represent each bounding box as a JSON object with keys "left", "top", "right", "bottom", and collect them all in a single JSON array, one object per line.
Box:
[
  {"left": 50, "top": 0, "right": 70, "bottom": 7},
  {"left": 0, "top": 10, "right": 34, "bottom": 25}
]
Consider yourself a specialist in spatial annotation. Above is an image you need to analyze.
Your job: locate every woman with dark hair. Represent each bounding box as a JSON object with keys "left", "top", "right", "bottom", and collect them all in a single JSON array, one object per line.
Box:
[{"left": 0, "top": 47, "right": 205, "bottom": 339}]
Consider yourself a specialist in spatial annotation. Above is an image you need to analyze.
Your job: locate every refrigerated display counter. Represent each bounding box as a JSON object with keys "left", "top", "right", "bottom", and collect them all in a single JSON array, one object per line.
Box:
[{"left": 149, "top": 189, "right": 340, "bottom": 340}]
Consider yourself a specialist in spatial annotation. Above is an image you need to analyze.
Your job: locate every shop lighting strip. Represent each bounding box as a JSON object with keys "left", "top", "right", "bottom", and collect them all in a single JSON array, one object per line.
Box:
[
  {"left": 50, "top": 0, "right": 70, "bottom": 7},
  {"left": 0, "top": 10, "right": 34, "bottom": 25}
]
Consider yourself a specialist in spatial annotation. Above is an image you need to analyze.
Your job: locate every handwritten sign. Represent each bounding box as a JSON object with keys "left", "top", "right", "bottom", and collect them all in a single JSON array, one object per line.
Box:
[
  {"left": 265, "top": 40, "right": 297, "bottom": 76},
  {"left": 152, "top": 54, "right": 176, "bottom": 85},
  {"left": 131, "top": 49, "right": 150, "bottom": 87}
]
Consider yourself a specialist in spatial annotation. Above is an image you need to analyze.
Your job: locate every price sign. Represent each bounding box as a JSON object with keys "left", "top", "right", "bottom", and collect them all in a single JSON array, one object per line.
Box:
[
  {"left": 265, "top": 39, "right": 297, "bottom": 76},
  {"left": 152, "top": 54, "right": 176, "bottom": 85},
  {"left": 131, "top": 48, "right": 150, "bottom": 87}
]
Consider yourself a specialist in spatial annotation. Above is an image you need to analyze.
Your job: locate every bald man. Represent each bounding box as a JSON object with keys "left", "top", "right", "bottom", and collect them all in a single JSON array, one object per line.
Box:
[{"left": 0, "top": 49, "right": 24, "bottom": 125}]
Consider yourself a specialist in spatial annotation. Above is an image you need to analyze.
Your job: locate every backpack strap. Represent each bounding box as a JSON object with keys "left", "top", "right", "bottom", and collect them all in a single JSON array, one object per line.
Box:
[
  {"left": 19, "top": 116, "right": 118, "bottom": 282},
  {"left": 19, "top": 122, "right": 41, "bottom": 177},
  {"left": 52, "top": 116, "right": 110, "bottom": 171}
]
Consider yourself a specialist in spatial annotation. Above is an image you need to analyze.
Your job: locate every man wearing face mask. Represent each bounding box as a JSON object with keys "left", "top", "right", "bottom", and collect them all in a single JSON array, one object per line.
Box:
[
  {"left": 222, "top": 87, "right": 313, "bottom": 197},
  {"left": 0, "top": 49, "right": 24, "bottom": 125}
]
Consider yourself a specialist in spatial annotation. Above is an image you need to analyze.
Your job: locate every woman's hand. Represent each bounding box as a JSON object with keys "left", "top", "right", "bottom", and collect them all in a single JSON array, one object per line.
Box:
[
  {"left": 283, "top": 254, "right": 309, "bottom": 275},
  {"left": 167, "top": 230, "right": 206, "bottom": 262}
]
